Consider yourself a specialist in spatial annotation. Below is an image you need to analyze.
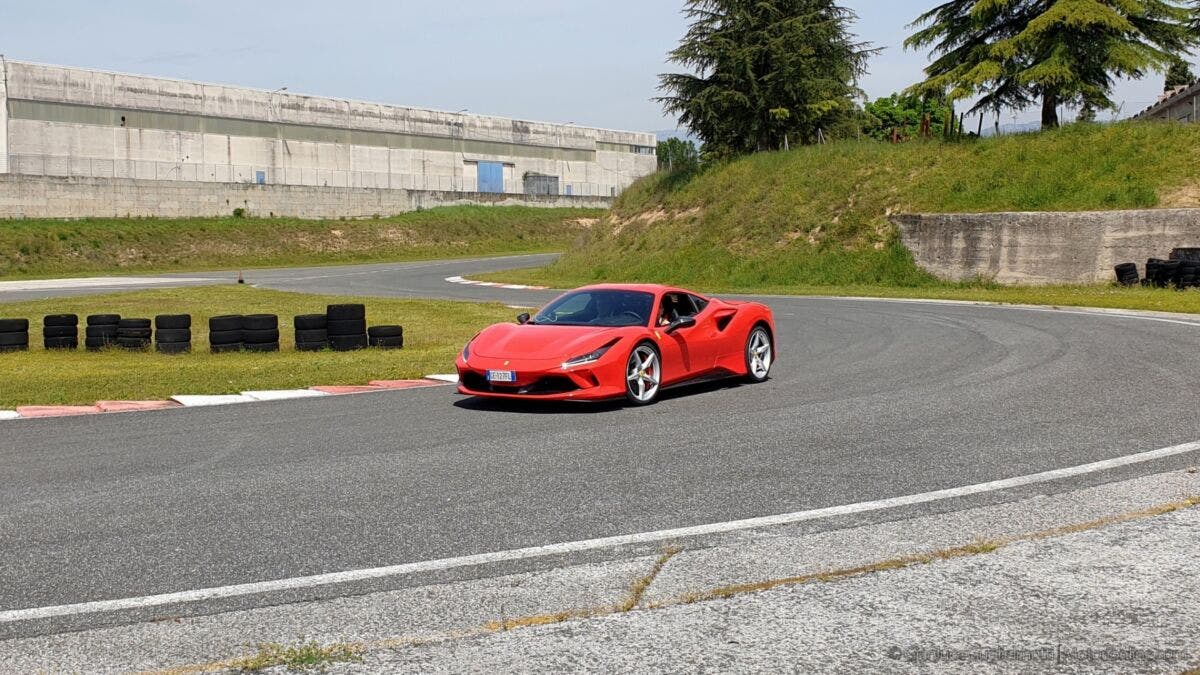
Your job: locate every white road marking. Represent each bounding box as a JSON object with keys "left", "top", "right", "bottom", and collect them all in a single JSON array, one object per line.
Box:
[
  {"left": 0, "top": 277, "right": 211, "bottom": 292},
  {"left": 4, "top": 439, "right": 1198, "bottom": 624},
  {"left": 424, "top": 374, "right": 460, "bottom": 384},
  {"left": 0, "top": 411, "right": 19, "bottom": 421},
  {"left": 170, "top": 394, "right": 256, "bottom": 407},
  {"left": 241, "top": 390, "right": 330, "bottom": 402}
]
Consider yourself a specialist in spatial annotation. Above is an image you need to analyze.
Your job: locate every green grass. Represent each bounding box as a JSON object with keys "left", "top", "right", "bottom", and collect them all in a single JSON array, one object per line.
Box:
[
  {"left": 0, "top": 205, "right": 603, "bottom": 279},
  {"left": 0, "top": 285, "right": 515, "bottom": 408},
  {"left": 231, "top": 640, "right": 363, "bottom": 672},
  {"left": 493, "top": 122, "right": 1200, "bottom": 290}
]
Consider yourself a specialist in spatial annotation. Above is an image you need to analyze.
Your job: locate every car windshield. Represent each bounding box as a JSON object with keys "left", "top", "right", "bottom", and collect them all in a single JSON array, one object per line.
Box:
[{"left": 532, "top": 290, "right": 655, "bottom": 328}]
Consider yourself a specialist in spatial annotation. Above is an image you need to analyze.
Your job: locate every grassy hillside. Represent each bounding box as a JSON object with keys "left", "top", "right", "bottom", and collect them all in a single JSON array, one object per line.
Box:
[
  {"left": 492, "top": 122, "right": 1200, "bottom": 290},
  {"left": 0, "top": 206, "right": 602, "bottom": 279}
]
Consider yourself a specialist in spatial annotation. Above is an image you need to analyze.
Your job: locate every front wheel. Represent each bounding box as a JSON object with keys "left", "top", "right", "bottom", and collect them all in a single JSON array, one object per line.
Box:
[
  {"left": 745, "top": 326, "right": 773, "bottom": 383},
  {"left": 625, "top": 342, "right": 662, "bottom": 406}
]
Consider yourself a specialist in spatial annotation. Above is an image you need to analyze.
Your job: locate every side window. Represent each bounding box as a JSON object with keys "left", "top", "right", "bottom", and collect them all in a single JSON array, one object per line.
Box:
[
  {"left": 659, "top": 293, "right": 699, "bottom": 325},
  {"left": 688, "top": 294, "right": 709, "bottom": 314}
]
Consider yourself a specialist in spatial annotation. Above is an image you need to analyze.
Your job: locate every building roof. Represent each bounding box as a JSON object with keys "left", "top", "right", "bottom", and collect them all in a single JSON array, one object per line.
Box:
[{"left": 1133, "top": 79, "right": 1200, "bottom": 119}]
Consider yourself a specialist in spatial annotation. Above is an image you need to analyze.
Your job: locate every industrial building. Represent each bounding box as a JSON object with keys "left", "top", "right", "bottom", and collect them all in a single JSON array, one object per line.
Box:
[{"left": 0, "top": 58, "right": 656, "bottom": 199}]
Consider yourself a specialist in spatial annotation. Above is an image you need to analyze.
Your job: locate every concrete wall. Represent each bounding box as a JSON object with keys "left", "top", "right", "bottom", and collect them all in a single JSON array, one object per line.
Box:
[
  {"left": 0, "top": 174, "right": 612, "bottom": 220},
  {"left": 0, "top": 57, "right": 8, "bottom": 174},
  {"left": 2, "top": 60, "right": 657, "bottom": 197},
  {"left": 892, "top": 210, "right": 1200, "bottom": 284}
]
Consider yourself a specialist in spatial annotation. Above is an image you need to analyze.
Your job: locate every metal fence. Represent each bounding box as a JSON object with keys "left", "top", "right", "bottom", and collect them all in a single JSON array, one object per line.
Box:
[{"left": 8, "top": 154, "right": 626, "bottom": 197}]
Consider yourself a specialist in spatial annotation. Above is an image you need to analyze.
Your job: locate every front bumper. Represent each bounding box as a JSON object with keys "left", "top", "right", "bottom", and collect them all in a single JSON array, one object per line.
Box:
[{"left": 455, "top": 353, "right": 626, "bottom": 401}]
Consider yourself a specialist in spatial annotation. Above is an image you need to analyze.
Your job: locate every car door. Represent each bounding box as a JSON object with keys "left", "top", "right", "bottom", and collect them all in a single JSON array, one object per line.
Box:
[{"left": 655, "top": 291, "right": 718, "bottom": 382}]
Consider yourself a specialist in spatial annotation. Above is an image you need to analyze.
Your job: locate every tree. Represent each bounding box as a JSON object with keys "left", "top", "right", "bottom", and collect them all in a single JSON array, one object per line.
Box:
[
  {"left": 1166, "top": 57, "right": 1196, "bottom": 89},
  {"left": 657, "top": 0, "right": 875, "bottom": 155},
  {"left": 906, "top": 0, "right": 1197, "bottom": 129},
  {"left": 862, "top": 93, "right": 952, "bottom": 141},
  {"left": 657, "top": 138, "right": 701, "bottom": 172}
]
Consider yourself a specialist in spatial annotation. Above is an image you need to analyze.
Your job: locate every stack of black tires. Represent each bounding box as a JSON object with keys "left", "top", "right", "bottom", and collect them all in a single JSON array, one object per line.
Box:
[
  {"left": 155, "top": 314, "right": 192, "bottom": 354},
  {"left": 0, "top": 318, "right": 29, "bottom": 353},
  {"left": 294, "top": 314, "right": 328, "bottom": 352},
  {"left": 118, "top": 318, "right": 152, "bottom": 350},
  {"left": 209, "top": 315, "right": 244, "bottom": 353},
  {"left": 1113, "top": 263, "right": 1139, "bottom": 286},
  {"left": 243, "top": 314, "right": 280, "bottom": 352},
  {"left": 85, "top": 314, "right": 121, "bottom": 351},
  {"left": 327, "top": 304, "right": 368, "bottom": 351},
  {"left": 43, "top": 314, "right": 79, "bottom": 350},
  {"left": 1176, "top": 259, "right": 1200, "bottom": 289},
  {"left": 368, "top": 325, "right": 404, "bottom": 349}
]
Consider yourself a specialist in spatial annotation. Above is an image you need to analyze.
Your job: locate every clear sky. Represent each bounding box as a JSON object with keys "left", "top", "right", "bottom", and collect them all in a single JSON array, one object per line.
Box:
[{"left": 0, "top": 1, "right": 1184, "bottom": 132}]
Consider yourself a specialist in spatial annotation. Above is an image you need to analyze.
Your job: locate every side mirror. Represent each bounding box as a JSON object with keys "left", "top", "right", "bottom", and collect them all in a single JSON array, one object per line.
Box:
[
  {"left": 517, "top": 313, "right": 531, "bottom": 325},
  {"left": 665, "top": 316, "right": 696, "bottom": 335}
]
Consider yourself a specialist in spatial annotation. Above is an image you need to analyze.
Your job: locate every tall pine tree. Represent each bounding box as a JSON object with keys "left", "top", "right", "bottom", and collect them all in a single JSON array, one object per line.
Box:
[
  {"left": 906, "top": 0, "right": 1196, "bottom": 128},
  {"left": 657, "top": 0, "right": 874, "bottom": 154}
]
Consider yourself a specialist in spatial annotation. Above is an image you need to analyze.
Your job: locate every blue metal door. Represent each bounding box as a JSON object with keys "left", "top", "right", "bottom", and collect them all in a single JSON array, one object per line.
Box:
[{"left": 478, "top": 162, "right": 504, "bottom": 193}]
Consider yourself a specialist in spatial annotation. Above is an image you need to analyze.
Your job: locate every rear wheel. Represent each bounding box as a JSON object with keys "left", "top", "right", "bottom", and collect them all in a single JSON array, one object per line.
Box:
[
  {"left": 745, "top": 326, "right": 773, "bottom": 383},
  {"left": 625, "top": 343, "right": 662, "bottom": 406}
]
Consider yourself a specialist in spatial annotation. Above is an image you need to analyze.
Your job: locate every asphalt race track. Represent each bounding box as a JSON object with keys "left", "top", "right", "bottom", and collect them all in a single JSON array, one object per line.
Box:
[{"left": 3, "top": 254, "right": 1200, "bottom": 632}]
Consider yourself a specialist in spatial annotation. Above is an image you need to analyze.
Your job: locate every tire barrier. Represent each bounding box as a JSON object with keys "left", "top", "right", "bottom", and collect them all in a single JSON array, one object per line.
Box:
[
  {"left": 86, "top": 314, "right": 120, "bottom": 351},
  {"left": 154, "top": 314, "right": 192, "bottom": 354},
  {"left": 43, "top": 313, "right": 79, "bottom": 350},
  {"left": 3, "top": 307, "right": 403, "bottom": 356},
  {"left": 1171, "top": 248, "right": 1200, "bottom": 263},
  {"left": 117, "top": 318, "right": 152, "bottom": 351},
  {"left": 0, "top": 318, "right": 30, "bottom": 353},
  {"left": 327, "top": 304, "right": 368, "bottom": 352},
  {"left": 368, "top": 325, "right": 404, "bottom": 350},
  {"left": 242, "top": 314, "right": 280, "bottom": 353},
  {"left": 209, "top": 315, "right": 244, "bottom": 353},
  {"left": 294, "top": 314, "right": 328, "bottom": 352},
  {"left": 1114, "top": 262, "right": 1139, "bottom": 286}
]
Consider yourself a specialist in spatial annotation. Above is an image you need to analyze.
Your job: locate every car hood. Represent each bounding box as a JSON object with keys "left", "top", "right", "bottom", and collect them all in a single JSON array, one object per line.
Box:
[{"left": 472, "top": 324, "right": 627, "bottom": 361}]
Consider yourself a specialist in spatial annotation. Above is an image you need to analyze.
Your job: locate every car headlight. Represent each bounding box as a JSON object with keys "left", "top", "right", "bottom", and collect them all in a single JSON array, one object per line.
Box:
[
  {"left": 462, "top": 340, "right": 472, "bottom": 361},
  {"left": 562, "top": 342, "right": 616, "bottom": 369}
]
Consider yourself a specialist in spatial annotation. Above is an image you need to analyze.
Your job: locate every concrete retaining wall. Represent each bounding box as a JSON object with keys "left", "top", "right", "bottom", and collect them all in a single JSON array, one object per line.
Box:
[
  {"left": 0, "top": 174, "right": 612, "bottom": 219},
  {"left": 892, "top": 210, "right": 1200, "bottom": 285}
]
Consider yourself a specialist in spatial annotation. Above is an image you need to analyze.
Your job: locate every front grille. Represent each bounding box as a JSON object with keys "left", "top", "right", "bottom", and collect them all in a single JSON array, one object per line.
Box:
[{"left": 460, "top": 371, "right": 580, "bottom": 396}]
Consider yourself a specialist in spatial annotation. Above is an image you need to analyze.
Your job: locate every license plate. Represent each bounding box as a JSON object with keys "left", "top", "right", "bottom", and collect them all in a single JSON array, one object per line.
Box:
[{"left": 487, "top": 370, "right": 517, "bottom": 383}]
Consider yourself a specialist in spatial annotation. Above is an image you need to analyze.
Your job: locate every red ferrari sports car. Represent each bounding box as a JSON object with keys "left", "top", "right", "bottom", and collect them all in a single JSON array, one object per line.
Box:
[{"left": 455, "top": 284, "right": 776, "bottom": 405}]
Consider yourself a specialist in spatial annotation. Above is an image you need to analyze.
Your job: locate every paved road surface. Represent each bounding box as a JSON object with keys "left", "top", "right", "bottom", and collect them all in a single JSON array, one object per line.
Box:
[{"left": 3, "top": 255, "right": 1200, "bottom": 634}]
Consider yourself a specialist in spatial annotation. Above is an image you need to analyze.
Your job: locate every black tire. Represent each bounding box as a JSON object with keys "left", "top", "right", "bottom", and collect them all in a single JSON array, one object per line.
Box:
[
  {"left": 43, "top": 325, "right": 78, "bottom": 339},
  {"left": 0, "top": 332, "right": 30, "bottom": 347},
  {"left": 242, "top": 328, "right": 280, "bottom": 344},
  {"left": 243, "top": 342, "right": 280, "bottom": 353},
  {"left": 295, "top": 341, "right": 327, "bottom": 352},
  {"left": 370, "top": 337, "right": 404, "bottom": 349},
  {"left": 624, "top": 342, "right": 661, "bottom": 406},
  {"left": 329, "top": 335, "right": 368, "bottom": 351},
  {"left": 155, "top": 328, "right": 192, "bottom": 343},
  {"left": 85, "top": 337, "right": 113, "bottom": 350},
  {"left": 44, "top": 337, "right": 78, "bottom": 350},
  {"left": 86, "top": 325, "right": 119, "bottom": 338},
  {"left": 744, "top": 325, "right": 774, "bottom": 383},
  {"left": 156, "top": 341, "right": 191, "bottom": 354},
  {"left": 86, "top": 314, "right": 121, "bottom": 326},
  {"left": 208, "top": 329, "right": 243, "bottom": 345},
  {"left": 119, "top": 318, "right": 151, "bottom": 330},
  {"left": 294, "top": 314, "right": 327, "bottom": 330},
  {"left": 0, "top": 318, "right": 29, "bottom": 332},
  {"left": 295, "top": 329, "right": 328, "bottom": 344},
  {"left": 210, "top": 343, "right": 243, "bottom": 353},
  {"left": 243, "top": 314, "right": 278, "bottom": 331},
  {"left": 0, "top": 344, "right": 29, "bottom": 353},
  {"left": 327, "top": 304, "right": 366, "bottom": 321},
  {"left": 368, "top": 325, "right": 403, "bottom": 338},
  {"left": 327, "top": 319, "right": 367, "bottom": 336},
  {"left": 117, "top": 328, "right": 152, "bottom": 339},
  {"left": 44, "top": 313, "right": 78, "bottom": 327},
  {"left": 209, "top": 315, "right": 243, "bottom": 332},
  {"left": 155, "top": 314, "right": 191, "bottom": 330},
  {"left": 117, "top": 337, "right": 151, "bottom": 350}
]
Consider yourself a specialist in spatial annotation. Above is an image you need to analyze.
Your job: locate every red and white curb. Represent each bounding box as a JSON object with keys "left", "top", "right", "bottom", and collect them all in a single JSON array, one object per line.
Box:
[
  {"left": 444, "top": 276, "right": 547, "bottom": 291},
  {"left": 0, "top": 374, "right": 460, "bottom": 421}
]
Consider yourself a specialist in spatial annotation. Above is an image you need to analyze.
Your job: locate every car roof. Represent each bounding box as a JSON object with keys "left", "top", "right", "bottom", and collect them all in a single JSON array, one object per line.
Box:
[{"left": 574, "top": 283, "right": 701, "bottom": 296}]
